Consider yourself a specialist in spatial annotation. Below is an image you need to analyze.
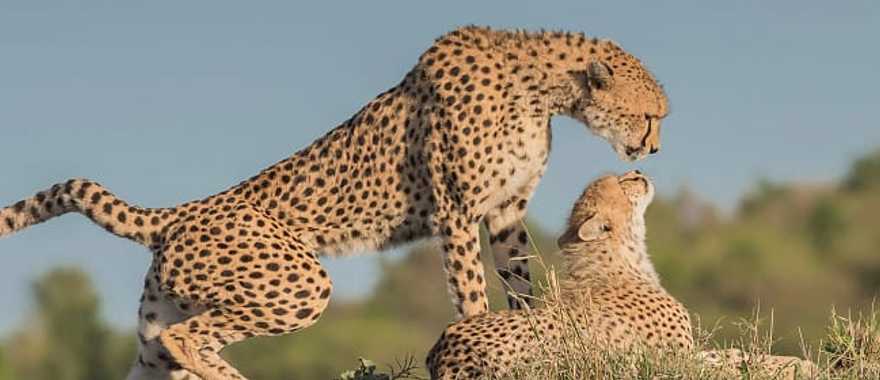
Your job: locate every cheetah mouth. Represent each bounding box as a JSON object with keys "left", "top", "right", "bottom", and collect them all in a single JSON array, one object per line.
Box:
[
  {"left": 619, "top": 177, "right": 646, "bottom": 185},
  {"left": 622, "top": 145, "right": 649, "bottom": 162},
  {"left": 619, "top": 177, "right": 649, "bottom": 193},
  {"left": 618, "top": 175, "right": 654, "bottom": 205},
  {"left": 598, "top": 129, "right": 640, "bottom": 161}
]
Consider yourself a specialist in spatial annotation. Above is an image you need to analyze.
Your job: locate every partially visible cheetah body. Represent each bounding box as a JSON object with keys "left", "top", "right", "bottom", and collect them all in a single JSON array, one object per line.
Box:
[
  {"left": 426, "top": 171, "right": 694, "bottom": 379},
  {"left": 698, "top": 349, "right": 819, "bottom": 379},
  {"left": 0, "top": 26, "right": 667, "bottom": 379}
]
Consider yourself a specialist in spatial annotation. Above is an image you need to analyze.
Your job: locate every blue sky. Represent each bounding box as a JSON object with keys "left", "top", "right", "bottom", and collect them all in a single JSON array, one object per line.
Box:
[{"left": 1, "top": 1, "right": 878, "bottom": 332}]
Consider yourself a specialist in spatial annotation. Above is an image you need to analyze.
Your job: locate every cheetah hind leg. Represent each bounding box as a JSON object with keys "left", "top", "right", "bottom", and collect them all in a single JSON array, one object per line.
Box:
[
  {"left": 157, "top": 203, "right": 333, "bottom": 379},
  {"left": 127, "top": 268, "right": 205, "bottom": 380},
  {"left": 159, "top": 311, "right": 249, "bottom": 380}
]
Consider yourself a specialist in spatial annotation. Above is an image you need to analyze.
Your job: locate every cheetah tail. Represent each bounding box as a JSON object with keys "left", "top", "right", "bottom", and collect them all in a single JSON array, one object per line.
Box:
[{"left": 0, "top": 178, "right": 172, "bottom": 248}]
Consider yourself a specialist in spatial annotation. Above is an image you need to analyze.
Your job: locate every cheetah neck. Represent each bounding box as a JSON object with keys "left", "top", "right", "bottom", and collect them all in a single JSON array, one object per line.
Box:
[
  {"left": 439, "top": 27, "right": 613, "bottom": 117},
  {"left": 628, "top": 212, "right": 660, "bottom": 285},
  {"left": 558, "top": 226, "right": 656, "bottom": 296}
]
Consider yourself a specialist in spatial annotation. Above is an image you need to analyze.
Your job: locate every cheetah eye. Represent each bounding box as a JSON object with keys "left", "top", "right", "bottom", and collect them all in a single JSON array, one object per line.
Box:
[
  {"left": 601, "top": 224, "right": 612, "bottom": 232},
  {"left": 586, "top": 61, "right": 614, "bottom": 90},
  {"left": 601, "top": 62, "right": 615, "bottom": 77}
]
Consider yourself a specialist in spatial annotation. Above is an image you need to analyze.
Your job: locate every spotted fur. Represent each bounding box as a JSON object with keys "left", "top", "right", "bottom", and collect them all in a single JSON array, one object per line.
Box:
[
  {"left": 1, "top": 26, "right": 667, "bottom": 379},
  {"left": 699, "top": 349, "right": 819, "bottom": 379},
  {"left": 426, "top": 171, "right": 694, "bottom": 379}
]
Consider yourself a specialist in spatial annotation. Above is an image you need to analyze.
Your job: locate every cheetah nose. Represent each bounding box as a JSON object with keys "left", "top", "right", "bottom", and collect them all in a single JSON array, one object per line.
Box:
[
  {"left": 649, "top": 146, "right": 660, "bottom": 154},
  {"left": 625, "top": 146, "right": 640, "bottom": 156}
]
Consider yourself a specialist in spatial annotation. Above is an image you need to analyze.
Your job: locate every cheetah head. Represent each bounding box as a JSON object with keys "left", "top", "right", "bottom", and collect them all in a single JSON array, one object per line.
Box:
[
  {"left": 563, "top": 44, "right": 668, "bottom": 162},
  {"left": 557, "top": 170, "right": 654, "bottom": 247}
]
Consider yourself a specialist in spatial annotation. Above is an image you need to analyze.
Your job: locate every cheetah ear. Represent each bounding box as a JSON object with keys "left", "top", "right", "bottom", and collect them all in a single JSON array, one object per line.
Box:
[
  {"left": 557, "top": 212, "right": 610, "bottom": 247},
  {"left": 587, "top": 61, "right": 615, "bottom": 90},
  {"left": 576, "top": 213, "right": 612, "bottom": 242},
  {"left": 557, "top": 226, "right": 578, "bottom": 248}
]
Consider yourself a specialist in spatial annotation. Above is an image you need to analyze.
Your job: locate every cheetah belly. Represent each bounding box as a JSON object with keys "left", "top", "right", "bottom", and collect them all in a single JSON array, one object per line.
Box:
[{"left": 314, "top": 206, "right": 432, "bottom": 257}]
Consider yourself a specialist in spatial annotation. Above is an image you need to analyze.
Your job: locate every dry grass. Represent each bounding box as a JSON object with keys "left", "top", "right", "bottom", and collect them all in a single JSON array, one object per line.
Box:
[
  {"left": 340, "top": 275, "right": 880, "bottom": 379},
  {"left": 496, "top": 275, "right": 880, "bottom": 379},
  {"left": 496, "top": 224, "right": 880, "bottom": 380}
]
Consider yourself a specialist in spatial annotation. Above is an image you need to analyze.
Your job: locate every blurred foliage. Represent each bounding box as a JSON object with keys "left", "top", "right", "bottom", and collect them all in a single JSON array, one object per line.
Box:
[
  {"left": 1, "top": 149, "right": 879, "bottom": 378},
  {"left": 3, "top": 268, "right": 134, "bottom": 380},
  {"left": 0, "top": 348, "right": 10, "bottom": 380},
  {"left": 845, "top": 149, "right": 880, "bottom": 191}
]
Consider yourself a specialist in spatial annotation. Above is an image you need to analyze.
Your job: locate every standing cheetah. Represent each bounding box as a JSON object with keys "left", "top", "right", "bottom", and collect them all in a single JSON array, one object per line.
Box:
[
  {"left": 0, "top": 26, "right": 666, "bottom": 379},
  {"left": 426, "top": 171, "right": 694, "bottom": 379}
]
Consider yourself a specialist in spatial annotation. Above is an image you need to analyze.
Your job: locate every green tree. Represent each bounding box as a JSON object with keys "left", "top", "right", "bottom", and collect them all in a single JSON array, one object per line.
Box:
[
  {"left": 739, "top": 178, "right": 789, "bottom": 217},
  {"left": 845, "top": 149, "right": 880, "bottom": 191},
  {"left": 6, "top": 268, "right": 132, "bottom": 380},
  {"left": 807, "top": 198, "right": 846, "bottom": 251}
]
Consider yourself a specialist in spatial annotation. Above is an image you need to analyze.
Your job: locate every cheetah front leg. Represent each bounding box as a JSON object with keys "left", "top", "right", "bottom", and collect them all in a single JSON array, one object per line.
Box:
[
  {"left": 439, "top": 219, "right": 490, "bottom": 318},
  {"left": 484, "top": 196, "right": 535, "bottom": 310}
]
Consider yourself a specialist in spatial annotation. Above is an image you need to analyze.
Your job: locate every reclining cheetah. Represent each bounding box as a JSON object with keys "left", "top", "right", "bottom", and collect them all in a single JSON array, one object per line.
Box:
[
  {"left": 426, "top": 172, "right": 818, "bottom": 379},
  {"left": 426, "top": 171, "right": 693, "bottom": 379},
  {"left": 699, "top": 349, "right": 819, "bottom": 379},
  {"left": 0, "top": 26, "right": 666, "bottom": 379}
]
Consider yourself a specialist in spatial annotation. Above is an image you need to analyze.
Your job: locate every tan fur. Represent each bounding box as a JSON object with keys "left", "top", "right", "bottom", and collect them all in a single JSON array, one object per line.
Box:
[
  {"left": 699, "top": 349, "right": 819, "bottom": 379},
  {"left": 0, "top": 27, "right": 668, "bottom": 379},
  {"left": 426, "top": 171, "right": 693, "bottom": 379}
]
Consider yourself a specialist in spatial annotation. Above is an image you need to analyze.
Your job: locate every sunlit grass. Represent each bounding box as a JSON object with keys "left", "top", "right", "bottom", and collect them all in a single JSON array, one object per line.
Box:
[{"left": 340, "top": 290, "right": 880, "bottom": 379}]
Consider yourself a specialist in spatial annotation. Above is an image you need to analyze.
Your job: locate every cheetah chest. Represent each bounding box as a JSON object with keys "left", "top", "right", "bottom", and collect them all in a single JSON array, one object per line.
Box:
[{"left": 489, "top": 121, "right": 552, "bottom": 207}]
